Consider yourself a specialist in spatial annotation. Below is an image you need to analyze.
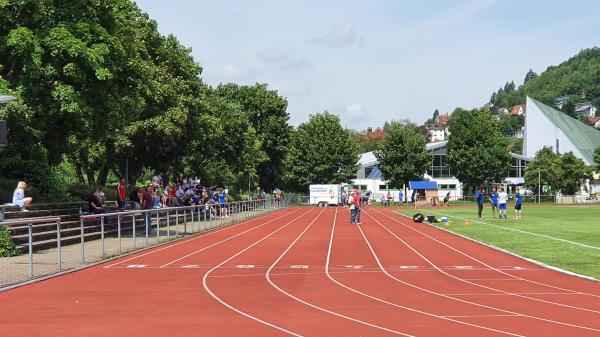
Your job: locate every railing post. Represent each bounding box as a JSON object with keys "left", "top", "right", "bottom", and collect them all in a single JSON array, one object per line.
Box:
[
  {"left": 156, "top": 211, "right": 160, "bottom": 241},
  {"left": 145, "top": 210, "right": 149, "bottom": 247},
  {"left": 183, "top": 208, "right": 187, "bottom": 234},
  {"left": 117, "top": 215, "right": 122, "bottom": 254},
  {"left": 100, "top": 216, "right": 105, "bottom": 256},
  {"left": 80, "top": 218, "right": 85, "bottom": 264},
  {"left": 132, "top": 215, "right": 136, "bottom": 249},
  {"left": 175, "top": 209, "right": 179, "bottom": 236},
  {"left": 28, "top": 222, "right": 33, "bottom": 278},
  {"left": 56, "top": 219, "right": 62, "bottom": 271},
  {"left": 191, "top": 207, "right": 195, "bottom": 232},
  {"left": 167, "top": 210, "right": 170, "bottom": 238}
]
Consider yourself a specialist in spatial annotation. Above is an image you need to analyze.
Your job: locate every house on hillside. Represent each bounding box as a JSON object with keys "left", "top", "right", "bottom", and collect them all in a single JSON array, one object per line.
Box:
[
  {"left": 587, "top": 116, "right": 600, "bottom": 128},
  {"left": 426, "top": 126, "right": 448, "bottom": 142},
  {"left": 366, "top": 127, "right": 385, "bottom": 140},
  {"left": 481, "top": 102, "right": 494, "bottom": 111},
  {"left": 575, "top": 102, "right": 597, "bottom": 118},
  {"left": 510, "top": 104, "right": 526, "bottom": 116},
  {"left": 436, "top": 114, "right": 450, "bottom": 125},
  {"left": 556, "top": 95, "right": 572, "bottom": 109}
]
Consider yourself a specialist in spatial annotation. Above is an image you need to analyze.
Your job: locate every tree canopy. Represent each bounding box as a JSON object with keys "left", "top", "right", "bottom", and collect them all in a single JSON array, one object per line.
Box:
[
  {"left": 282, "top": 112, "right": 358, "bottom": 192},
  {"left": 446, "top": 109, "right": 511, "bottom": 187},
  {"left": 524, "top": 147, "right": 592, "bottom": 195},
  {"left": 374, "top": 121, "right": 431, "bottom": 190}
]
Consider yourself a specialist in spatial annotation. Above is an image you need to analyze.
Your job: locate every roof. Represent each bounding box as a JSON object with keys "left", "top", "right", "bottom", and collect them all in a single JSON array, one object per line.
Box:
[
  {"left": 366, "top": 166, "right": 383, "bottom": 179},
  {"left": 437, "top": 115, "right": 450, "bottom": 125},
  {"left": 366, "top": 128, "right": 385, "bottom": 140},
  {"left": 358, "top": 151, "right": 378, "bottom": 166},
  {"left": 409, "top": 181, "right": 438, "bottom": 190},
  {"left": 528, "top": 97, "right": 600, "bottom": 164}
]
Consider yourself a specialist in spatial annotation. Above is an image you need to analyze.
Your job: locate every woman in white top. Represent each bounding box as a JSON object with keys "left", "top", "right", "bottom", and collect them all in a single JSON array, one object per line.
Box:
[{"left": 13, "top": 181, "right": 33, "bottom": 212}]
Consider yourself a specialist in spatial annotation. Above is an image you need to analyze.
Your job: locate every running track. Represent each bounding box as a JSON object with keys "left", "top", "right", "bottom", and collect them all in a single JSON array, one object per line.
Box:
[{"left": 2, "top": 207, "right": 600, "bottom": 336}]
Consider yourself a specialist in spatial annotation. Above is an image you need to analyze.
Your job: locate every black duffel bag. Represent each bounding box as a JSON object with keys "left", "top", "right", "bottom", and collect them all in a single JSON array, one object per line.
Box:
[{"left": 413, "top": 213, "right": 425, "bottom": 223}]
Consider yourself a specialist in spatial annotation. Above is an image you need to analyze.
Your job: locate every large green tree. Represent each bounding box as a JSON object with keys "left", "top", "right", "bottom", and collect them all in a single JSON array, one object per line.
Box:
[
  {"left": 446, "top": 109, "right": 511, "bottom": 188},
  {"left": 213, "top": 83, "right": 291, "bottom": 192},
  {"left": 0, "top": 0, "right": 203, "bottom": 188},
  {"left": 557, "top": 152, "right": 592, "bottom": 195},
  {"left": 524, "top": 147, "right": 562, "bottom": 194},
  {"left": 283, "top": 112, "right": 358, "bottom": 192},
  {"left": 374, "top": 121, "right": 431, "bottom": 197}
]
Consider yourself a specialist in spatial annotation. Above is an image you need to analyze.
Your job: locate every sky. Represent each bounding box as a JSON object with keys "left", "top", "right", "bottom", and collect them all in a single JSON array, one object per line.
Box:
[{"left": 135, "top": 0, "right": 600, "bottom": 130}]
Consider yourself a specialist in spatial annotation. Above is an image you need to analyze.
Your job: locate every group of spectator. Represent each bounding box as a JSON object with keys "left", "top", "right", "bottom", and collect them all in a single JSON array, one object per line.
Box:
[{"left": 120, "top": 174, "right": 231, "bottom": 220}]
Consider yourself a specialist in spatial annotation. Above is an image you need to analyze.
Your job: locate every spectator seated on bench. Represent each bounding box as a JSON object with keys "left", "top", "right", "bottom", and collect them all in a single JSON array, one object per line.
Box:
[{"left": 12, "top": 181, "right": 33, "bottom": 212}]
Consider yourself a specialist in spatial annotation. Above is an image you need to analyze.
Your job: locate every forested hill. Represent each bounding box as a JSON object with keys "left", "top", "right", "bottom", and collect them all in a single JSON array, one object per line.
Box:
[{"left": 490, "top": 48, "right": 600, "bottom": 110}]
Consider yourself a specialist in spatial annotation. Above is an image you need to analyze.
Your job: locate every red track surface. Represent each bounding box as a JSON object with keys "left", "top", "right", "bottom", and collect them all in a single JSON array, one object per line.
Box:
[{"left": 2, "top": 207, "right": 600, "bottom": 336}]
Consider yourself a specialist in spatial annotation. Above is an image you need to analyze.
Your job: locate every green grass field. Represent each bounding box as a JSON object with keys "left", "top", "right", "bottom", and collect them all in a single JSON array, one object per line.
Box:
[{"left": 397, "top": 205, "right": 600, "bottom": 279}]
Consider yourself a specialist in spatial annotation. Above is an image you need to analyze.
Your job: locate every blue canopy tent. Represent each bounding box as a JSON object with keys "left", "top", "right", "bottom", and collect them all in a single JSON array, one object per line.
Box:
[{"left": 409, "top": 180, "right": 439, "bottom": 206}]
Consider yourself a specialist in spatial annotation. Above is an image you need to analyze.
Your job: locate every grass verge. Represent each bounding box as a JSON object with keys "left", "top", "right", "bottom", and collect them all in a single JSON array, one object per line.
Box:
[{"left": 397, "top": 205, "right": 600, "bottom": 279}]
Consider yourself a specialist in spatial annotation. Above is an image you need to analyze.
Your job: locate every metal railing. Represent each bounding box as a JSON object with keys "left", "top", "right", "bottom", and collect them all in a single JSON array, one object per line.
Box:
[{"left": 1, "top": 197, "right": 288, "bottom": 289}]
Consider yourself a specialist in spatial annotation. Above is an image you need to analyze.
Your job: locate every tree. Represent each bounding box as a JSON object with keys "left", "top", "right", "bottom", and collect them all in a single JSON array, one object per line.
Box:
[
  {"left": 524, "top": 69, "right": 538, "bottom": 83},
  {"left": 562, "top": 99, "right": 578, "bottom": 119},
  {"left": 595, "top": 146, "right": 600, "bottom": 172},
  {"left": 446, "top": 109, "right": 511, "bottom": 188},
  {"left": 282, "top": 112, "right": 358, "bottom": 192},
  {"left": 433, "top": 109, "right": 440, "bottom": 121},
  {"left": 557, "top": 152, "right": 592, "bottom": 195},
  {"left": 374, "top": 121, "right": 431, "bottom": 198},
  {"left": 213, "top": 83, "right": 291, "bottom": 192},
  {"left": 524, "top": 147, "right": 561, "bottom": 194}
]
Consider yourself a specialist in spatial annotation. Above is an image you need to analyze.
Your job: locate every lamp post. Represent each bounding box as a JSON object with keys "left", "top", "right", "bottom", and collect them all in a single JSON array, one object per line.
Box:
[{"left": 538, "top": 170, "right": 541, "bottom": 204}]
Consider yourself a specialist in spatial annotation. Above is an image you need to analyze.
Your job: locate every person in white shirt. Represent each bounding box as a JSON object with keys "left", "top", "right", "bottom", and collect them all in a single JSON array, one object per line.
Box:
[{"left": 497, "top": 187, "right": 508, "bottom": 219}]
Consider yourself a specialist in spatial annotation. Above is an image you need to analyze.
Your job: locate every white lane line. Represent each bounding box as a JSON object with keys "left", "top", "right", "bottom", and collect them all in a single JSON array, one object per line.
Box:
[
  {"left": 381, "top": 209, "right": 600, "bottom": 302},
  {"left": 160, "top": 208, "right": 302, "bottom": 268},
  {"left": 265, "top": 209, "right": 414, "bottom": 336},
  {"left": 445, "top": 293, "right": 585, "bottom": 296},
  {"left": 105, "top": 208, "right": 292, "bottom": 268},
  {"left": 367, "top": 210, "right": 600, "bottom": 333},
  {"left": 202, "top": 209, "right": 318, "bottom": 337},
  {"left": 326, "top": 209, "right": 524, "bottom": 337},
  {"left": 442, "top": 314, "right": 521, "bottom": 318},
  {"left": 423, "top": 209, "right": 600, "bottom": 250}
]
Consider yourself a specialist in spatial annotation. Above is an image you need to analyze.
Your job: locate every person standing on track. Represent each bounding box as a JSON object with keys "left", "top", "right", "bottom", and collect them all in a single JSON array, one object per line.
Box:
[
  {"left": 476, "top": 185, "right": 484, "bottom": 219},
  {"left": 348, "top": 191, "right": 356, "bottom": 224},
  {"left": 514, "top": 188, "right": 523, "bottom": 219},
  {"left": 488, "top": 186, "right": 499, "bottom": 219},
  {"left": 353, "top": 190, "right": 362, "bottom": 225},
  {"left": 498, "top": 187, "right": 508, "bottom": 219}
]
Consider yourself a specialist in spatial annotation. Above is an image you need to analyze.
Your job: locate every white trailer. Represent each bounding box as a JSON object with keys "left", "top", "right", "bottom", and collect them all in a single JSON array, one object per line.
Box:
[{"left": 309, "top": 184, "right": 343, "bottom": 206}]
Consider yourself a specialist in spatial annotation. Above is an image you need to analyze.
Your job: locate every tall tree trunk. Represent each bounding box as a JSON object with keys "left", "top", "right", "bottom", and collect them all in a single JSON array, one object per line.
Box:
[
  {"left": 75, "top": 165, "right": 85, "bottom": 184},
  {"left": 86, "top": 170, "right": 96, "bottom": 187},
  {"left": 97, "top": 163, "right": 109, "bottom": 187}
]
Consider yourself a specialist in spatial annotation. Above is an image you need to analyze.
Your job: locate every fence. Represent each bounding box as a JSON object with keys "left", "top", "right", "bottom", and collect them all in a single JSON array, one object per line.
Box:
[{"left": 0, "top": 197, "right": 287, "bottom": 289}]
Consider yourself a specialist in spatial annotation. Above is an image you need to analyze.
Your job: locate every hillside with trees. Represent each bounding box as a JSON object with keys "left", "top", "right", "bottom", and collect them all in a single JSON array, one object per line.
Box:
[{"left": 490, "top": 48, "right": 600, "bottom": 114}]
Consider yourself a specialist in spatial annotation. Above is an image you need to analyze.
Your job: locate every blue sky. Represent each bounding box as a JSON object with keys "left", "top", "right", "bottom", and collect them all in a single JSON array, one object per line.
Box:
[{"left": 136, "top": 0, "right": 600, "bottom": 130}]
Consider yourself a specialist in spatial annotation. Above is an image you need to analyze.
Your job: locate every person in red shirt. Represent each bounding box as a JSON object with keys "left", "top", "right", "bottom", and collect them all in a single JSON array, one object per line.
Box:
[
  {"left": 353, "top": 190, "right": 362, "bottom": 225},
  {"left": 117, "top": 178, "right": 127, "bottom": 211}
]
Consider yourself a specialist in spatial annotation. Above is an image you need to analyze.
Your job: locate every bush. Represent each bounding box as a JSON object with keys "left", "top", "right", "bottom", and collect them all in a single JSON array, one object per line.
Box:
[
  {"left": 68, "top": 184, "right": 95, "bottom": 201},
  {"left": 0, "top": 225, "right": 21, "bottom": 257}
]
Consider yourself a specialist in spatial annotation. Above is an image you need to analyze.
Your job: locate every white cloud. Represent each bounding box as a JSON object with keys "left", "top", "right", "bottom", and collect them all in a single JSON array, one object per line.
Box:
[
  {"left": 344, "top": 102, "right": 367, "bottom": 119},
  {"left": 310, "top": 23, "right": 365, "bottom": 48}
]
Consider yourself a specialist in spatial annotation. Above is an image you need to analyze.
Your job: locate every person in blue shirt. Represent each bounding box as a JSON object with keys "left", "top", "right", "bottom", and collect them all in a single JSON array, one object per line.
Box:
[
  {"left": 398, "top": 191, "right": 404, "bottom": 206},
  {"left": 514, "top": 189, "right": 523, "bottom": 220},
  {"left": 218, "top": 190, "right": 229, "bottom": 218},
  {"left": 488, "top": 186, "right": 499, "bottom": 219},
  {"left": 475, "top": 186, "right": 484, "bottom": 219}
]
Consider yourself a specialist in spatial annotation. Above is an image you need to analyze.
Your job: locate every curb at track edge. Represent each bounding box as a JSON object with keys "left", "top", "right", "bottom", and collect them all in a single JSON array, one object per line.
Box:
[{"left": 393, "top": 211, "right": 599, "bottom": 283}]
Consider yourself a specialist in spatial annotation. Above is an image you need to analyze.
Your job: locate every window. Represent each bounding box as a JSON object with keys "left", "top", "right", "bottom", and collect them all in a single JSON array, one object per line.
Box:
[
  {"left": 379, "top": 185, "right": 388, "bottom": 191},
  {"left": 427, "top": 154, "right": 452, "bottom": 178},
  {"left": 364, "top": 166, "right": 374, "bottom": 178}
]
